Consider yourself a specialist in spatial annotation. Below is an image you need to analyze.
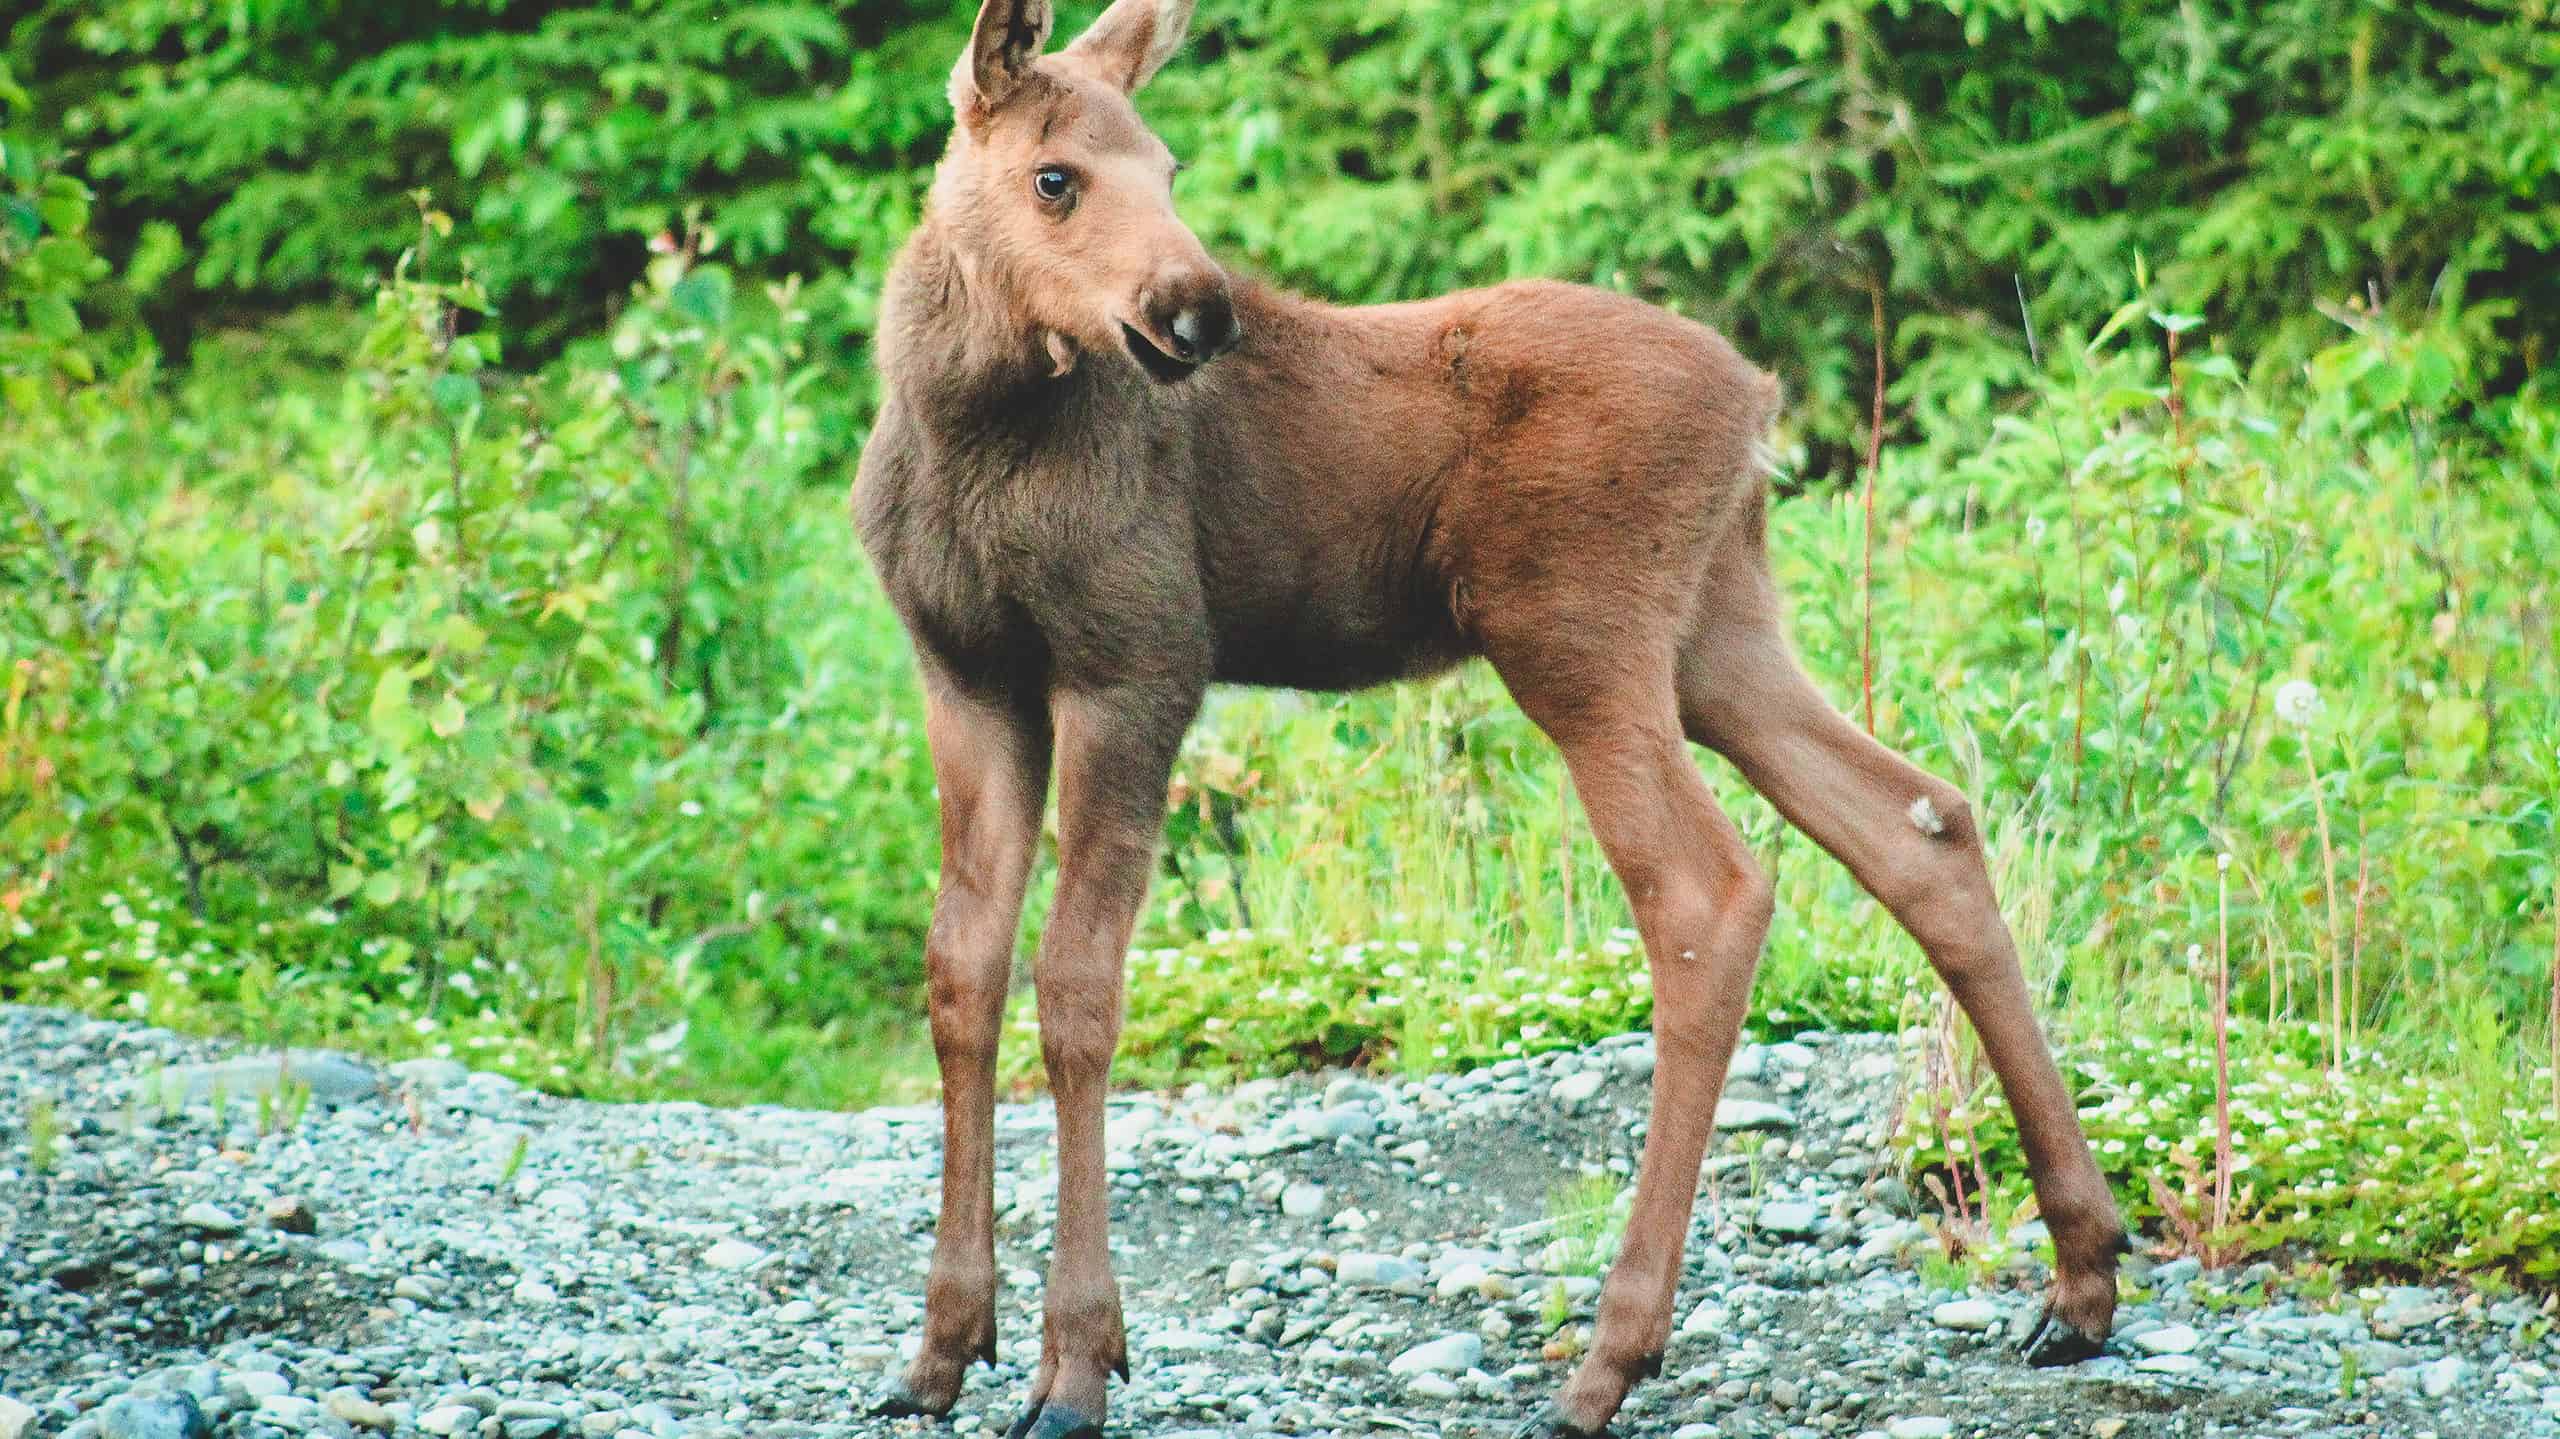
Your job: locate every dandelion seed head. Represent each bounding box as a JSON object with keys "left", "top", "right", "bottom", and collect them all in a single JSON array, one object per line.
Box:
[{"left": 2274, "top": 678, "right": 2322, "bottom": 728}]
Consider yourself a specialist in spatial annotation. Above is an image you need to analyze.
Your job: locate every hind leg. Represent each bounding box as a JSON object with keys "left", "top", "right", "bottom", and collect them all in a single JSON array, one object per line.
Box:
[
  {"left": 1679, "top": 596, "right": 2126, "bottom": 1363},
  {"left": 1491, "top": 640, "right": 1774, "bottom": 1437}
]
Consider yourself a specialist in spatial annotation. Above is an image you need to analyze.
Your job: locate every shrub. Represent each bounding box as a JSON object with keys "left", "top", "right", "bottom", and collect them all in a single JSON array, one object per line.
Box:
[
  {"left": 1, "top": 214, "right": 939, "bottom": 1106},
  {"left": 14, "top": 2, "right": 2557, "bottom": 453}
]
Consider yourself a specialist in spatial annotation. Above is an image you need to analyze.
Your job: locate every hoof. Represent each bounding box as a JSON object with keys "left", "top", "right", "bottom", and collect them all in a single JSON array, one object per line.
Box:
[
  {"left": 1003, "top": 1402, "right": 1103, "bottom": 1439},
  {"left": 1513, "top": 1403, "right": 1610, "bottom": 1439},
  {"left": 868, "top": 1379, "right": 949, "bottom": 1420},
  {"left": 2019, "top": 1306, "right": 2109, "bottom": 1367}
]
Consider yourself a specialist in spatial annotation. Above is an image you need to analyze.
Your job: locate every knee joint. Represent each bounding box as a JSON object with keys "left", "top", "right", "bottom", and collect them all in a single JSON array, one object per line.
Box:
[{"left": 926, "top": 947, "right": 1009, "bottom": 1044}]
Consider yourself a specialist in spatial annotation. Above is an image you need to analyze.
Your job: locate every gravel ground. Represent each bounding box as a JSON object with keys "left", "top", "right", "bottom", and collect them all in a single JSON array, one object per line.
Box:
[{"left": 4, "top": 1002, "right": 2557, "bottom": 1439}]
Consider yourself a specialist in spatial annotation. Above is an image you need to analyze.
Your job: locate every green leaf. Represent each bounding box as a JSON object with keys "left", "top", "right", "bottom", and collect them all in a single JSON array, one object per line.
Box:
[
  {"left": 2408, "top": 343, "right": 2458, "bottom": 411},
  {"left": 368, "top": 665, "right": 417, "bottom": 744},
  {"left": 26, "top": 293, "right": 79, "bottom": 343},
  {"left": 430, "top": 692, "right": 468, "bottom": 738},
  {"left": 128, "top": 221, "right": 184, "bottom": 292},
  {"left": 671, "top": 268, "right": 732, "bottom": 327},
  {"left": 436, "top": 614, "right": 489, "bottom": 655},
  {"left": 431, "top": 372, "right": 481, "bottom": 416},
  {"left": 35, "top": 186, "right": 88, "bottom": 237}
]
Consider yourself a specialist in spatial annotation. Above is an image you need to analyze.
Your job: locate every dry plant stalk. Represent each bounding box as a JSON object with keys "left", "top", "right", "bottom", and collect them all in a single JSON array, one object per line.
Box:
[
  {"left": 2348, "top": 851, "right": 2369, "bottom": 1056},
  {"left": 2212, "top": 856, "right": 2234, "bottom": 1258},
  {"left": 1860, "top": 279, "right": 1886, "bottom": 737},
  {"left": 2301, "top": 741, "right": 2346, "bottom": 1071}
]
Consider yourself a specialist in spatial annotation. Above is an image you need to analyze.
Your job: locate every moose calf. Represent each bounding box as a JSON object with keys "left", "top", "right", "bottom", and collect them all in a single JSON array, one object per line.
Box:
[{"left": 855, "top": 2, "right": 2127, "bottom": 1434}]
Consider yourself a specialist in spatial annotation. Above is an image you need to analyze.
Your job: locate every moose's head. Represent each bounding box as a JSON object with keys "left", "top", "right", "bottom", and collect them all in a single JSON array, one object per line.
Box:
[{"left": 933, "top": 0, "right": 1238, "bottom": 383}]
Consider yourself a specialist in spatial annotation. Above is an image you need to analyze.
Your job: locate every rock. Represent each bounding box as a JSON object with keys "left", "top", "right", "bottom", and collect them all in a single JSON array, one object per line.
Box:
[
  {"left": 1279, "top": 1182, "right": 1325, "bottom": 1218},
  {"left": 1552, "top": 1070, "right": 1606, "bottom": 1105},
  {"left": 2135, "top": 1353, "right": 2203, "bottom": 1375},
  {"left": 265, "top": 1196, "right": 318, "bottom": 1235},
  {"left": 228, "top": 1373, "right": 291, "bottom": 1401},
  {"left": 700, "top": 1237, "right": 766, "bottom": 1271},
  {"left": 98, "top": 1393, "right": 209, "bottom": 1439},
  {"left": 2091, "top": 1422, "right": 2128, "bottom": 1439},
  {"left": 2355, "top": 1339, "right": 2424, "bottom": 1373},
  {"left": 325, "top": 1394, "right": 394, "bottom": 1432},
  {"left": 1337, "top": 1252, "right": 1425, "bottom": 1290},
  {"left": 1887, "top": 1419, "right": 1953, "bottom": 1439},
  {"left": 2129, "top": 1323, "right": 2199, "bottom": 1356},
  {"left": 1404, "top": 1373, "right": 1461, "bottom": 1400},
  {"left": 256, "top": 1395, "right": 322, "bottom": 1427},
  {"left": 1755, "top": 1201, "right": 1824, "bottom": 1238},
  {"left": 417, "top": 1407, "right": 479, "bottom": 1436},
  {"left": 1143, "top": 1330, "right": 1224, "bottom": 1355},
  {"left": 772, "top": 1299, "right": 818, "bottom": 1325},
  {"left": 163, "top": 1052, "right": 379, "bottom": 1108},
  {"left": 1931, "top": 1298, "right": 2001, "bottom": 1332},
  {"left": 1436, "top": 1262, "right": 1491, "bottom": 1300},
  {"left": 0, "top": 1396, "right": 36, "bottom": 1439},
  {"left": 1388, "top": 1333, "right": 1483, "bottom": 1376},
  {"left": 1306, "top": 1106, "right": 1376, "bottom": 1141},
  {"left": 2148, "top": 1257, "right": 2203, "bottom": 1290},
  {"left": 2421, "top": 1356, "right": 2466, "bottom": 1400},
  {"left": 179, "top": 1202, "right": 243, "bottom": 1236},
  {"left": 1322, "top": 1077, "right": 1384, "bottom": 1109},
  {"left": 1715, "top": 1098, "right": 1797, "bottom": 1132}
]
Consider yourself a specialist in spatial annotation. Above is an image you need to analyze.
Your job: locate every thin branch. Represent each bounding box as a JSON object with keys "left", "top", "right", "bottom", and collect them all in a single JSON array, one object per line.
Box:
[{"left": 1860, "top": 276, "right": 1886, "bottom": 736}]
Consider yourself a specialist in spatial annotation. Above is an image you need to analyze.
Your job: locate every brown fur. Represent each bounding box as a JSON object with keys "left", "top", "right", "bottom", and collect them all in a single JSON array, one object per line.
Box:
[{"left": 857, "top": 4, "right": 2127, "bottom": 1434}]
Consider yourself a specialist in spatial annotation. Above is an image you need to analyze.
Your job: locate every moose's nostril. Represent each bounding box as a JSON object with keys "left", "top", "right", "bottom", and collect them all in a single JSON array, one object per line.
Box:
[{"left": 1168, "top": 309, "right": 1203, "bottom": 361}]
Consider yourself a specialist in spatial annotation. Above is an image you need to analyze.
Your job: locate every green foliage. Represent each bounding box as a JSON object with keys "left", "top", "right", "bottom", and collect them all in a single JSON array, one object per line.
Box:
[
  {"left": 1, "top": 212, "right": 938, "bottom": 1107},
  {"left": 23, "top": 1090, "right": 59, "bottom": 1174},
  {"left": 1, "top": 59, "right": 113, "bottom": 400},
  {"left": 14, "top": 2, "right": 2559, "bottom": 451},
  {"left": 1546, "top": 1171, "right": 1631, "bottom": 1279},
  {"left": 1903, "top": 1020, "right": 2560, "bottom": 1277}
]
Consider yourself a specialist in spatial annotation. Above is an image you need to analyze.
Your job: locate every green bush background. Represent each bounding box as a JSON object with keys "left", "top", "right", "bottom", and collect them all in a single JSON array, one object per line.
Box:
[
  {"left": 4, "top": 1, "right": 2557, "bottom": 1270},
  {"left": 18, "top": 0, "right": 2559, "bottom": 458}
]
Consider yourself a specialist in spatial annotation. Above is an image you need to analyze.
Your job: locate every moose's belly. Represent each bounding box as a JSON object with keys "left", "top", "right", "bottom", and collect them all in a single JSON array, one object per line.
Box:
[{"left": 1207, "top": 594, "right": 1470, "bottom": 693}]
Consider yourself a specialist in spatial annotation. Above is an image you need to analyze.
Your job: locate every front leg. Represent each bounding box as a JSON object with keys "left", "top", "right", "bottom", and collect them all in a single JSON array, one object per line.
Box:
[
  {"left": 1009, "top": 680, "right": 1200, "bottom": 1439},
  {"left": 875, "top": 675, "right": 1050, "bottom": 1420}
]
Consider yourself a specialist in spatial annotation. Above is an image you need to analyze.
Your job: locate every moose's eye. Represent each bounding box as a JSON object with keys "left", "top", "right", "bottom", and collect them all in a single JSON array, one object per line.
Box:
[{"left": 1032, "top": 166, "right": 1073, "bottom": 203}]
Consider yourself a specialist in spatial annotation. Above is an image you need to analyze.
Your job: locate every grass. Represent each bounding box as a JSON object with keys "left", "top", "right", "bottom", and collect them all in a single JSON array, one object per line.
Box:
[
  {"left": 25, "top": 1092, "right": 58, "bottom": 1174},
  {"left": 1545, "top": 1172, "right": 1630, "bottom": 1279}
]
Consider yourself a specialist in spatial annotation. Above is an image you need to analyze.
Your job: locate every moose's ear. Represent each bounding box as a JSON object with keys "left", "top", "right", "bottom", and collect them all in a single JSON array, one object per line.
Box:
[
  {"left": 952, "top": 0, "right": 1054, "bottom": 118},
  {"left": 1063, "top": 0, "right": 1194, "bottom": 95}
]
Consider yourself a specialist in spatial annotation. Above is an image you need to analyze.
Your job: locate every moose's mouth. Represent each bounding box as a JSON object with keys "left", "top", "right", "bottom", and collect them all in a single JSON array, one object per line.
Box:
[{"left": 1121, "top": 324, "right": 1201, "bottom": 384}]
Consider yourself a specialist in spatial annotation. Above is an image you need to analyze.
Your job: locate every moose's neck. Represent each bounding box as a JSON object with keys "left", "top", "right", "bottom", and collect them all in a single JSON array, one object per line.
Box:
[{"left": 877, "top": 222, "right": 1109, "bottom": 445}]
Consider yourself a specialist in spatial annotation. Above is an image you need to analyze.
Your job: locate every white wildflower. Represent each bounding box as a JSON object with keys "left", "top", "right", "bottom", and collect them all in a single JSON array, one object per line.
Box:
[{"left": 2274, "top": 678, "right": 2322, "bottom": 728}]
